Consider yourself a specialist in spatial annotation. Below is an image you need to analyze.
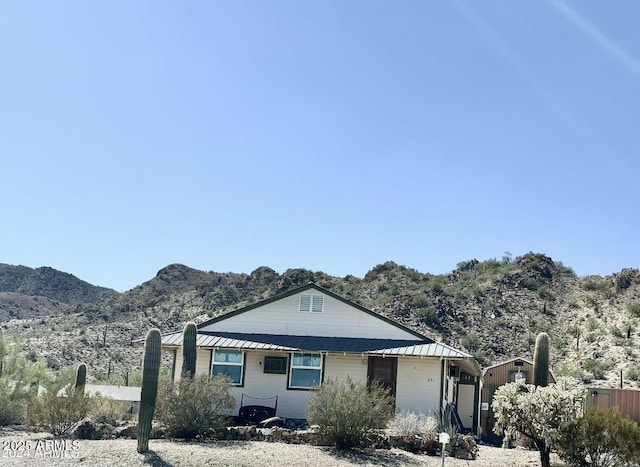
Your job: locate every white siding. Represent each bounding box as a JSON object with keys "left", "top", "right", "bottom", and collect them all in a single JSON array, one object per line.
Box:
[
  {"left": 201, "top": 292, "right": 418, "bottom": 339},
  {"left": 231, "top": 351, "right": 309, "bottom": 419},
  {"left": 173, "top": 348, "right": 212, "bottom": 380},
  {"left": 324, "top": 354, "right": 368, "bottom": 384},
  {"left": 395, "top": 358, "right": 441, "bottom": 415},
  {"left": 172, "top": 349, "right": 446, "bottom": 421}
]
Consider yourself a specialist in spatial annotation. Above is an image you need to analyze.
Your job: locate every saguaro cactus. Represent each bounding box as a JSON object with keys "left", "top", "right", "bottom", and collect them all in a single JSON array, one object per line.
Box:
[
  {"left": 74, "top": 363, "right": 87, "bottom": 396},
  {"left": 533, "top": 332, "right": 550, "bottom": 387},
  {"left": 181, "top": 321, "right": 197, "bottom": 379},
  {"left": 137, "top": 328, "right": 162, "bottom": 453}
]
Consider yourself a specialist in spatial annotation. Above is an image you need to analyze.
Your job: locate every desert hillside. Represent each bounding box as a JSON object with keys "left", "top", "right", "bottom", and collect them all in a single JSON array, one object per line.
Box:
[{"left": 2, "top": 253, "right": 639, "bottom": 388}]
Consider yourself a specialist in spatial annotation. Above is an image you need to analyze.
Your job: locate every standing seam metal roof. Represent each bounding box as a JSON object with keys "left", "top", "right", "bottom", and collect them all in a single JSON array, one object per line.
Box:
[{"left": 160, "top": 331, "right": 472, "bottom": 359}]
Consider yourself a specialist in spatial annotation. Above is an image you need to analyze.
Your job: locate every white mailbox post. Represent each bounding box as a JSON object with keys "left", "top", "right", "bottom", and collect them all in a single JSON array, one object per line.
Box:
[{"left": 439, "top": 432, "right": 450, "bottom": 466}]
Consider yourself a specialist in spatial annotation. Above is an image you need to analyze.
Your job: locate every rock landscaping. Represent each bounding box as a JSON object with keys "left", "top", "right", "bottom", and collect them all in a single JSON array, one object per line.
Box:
[{"left": 68, "top": 419, "right": 479, "bottom": 460}]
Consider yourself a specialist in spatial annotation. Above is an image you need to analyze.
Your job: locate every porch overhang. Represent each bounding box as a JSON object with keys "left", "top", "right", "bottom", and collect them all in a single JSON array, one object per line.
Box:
[{"left": 159, "top": 330, "right": 479, "bottom": 374}]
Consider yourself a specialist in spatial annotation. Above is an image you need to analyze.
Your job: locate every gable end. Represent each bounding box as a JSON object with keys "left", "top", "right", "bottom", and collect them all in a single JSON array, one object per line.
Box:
[{"left": 196, "top": 283, "right": 428, "bottom": 340}]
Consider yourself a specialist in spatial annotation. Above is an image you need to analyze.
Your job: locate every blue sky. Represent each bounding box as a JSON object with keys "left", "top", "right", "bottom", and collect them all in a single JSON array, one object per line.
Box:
[{"left": 2, "top": 1, "right": 639, "bottom": 291}]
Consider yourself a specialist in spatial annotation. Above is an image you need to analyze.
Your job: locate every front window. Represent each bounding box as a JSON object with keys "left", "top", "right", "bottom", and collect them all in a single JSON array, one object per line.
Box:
[
  {"left": 289, "top": 352, "right": 322, "bottom": 389},
  {"left": 212, "top": 349, "right": 244, "bottom": 385}
]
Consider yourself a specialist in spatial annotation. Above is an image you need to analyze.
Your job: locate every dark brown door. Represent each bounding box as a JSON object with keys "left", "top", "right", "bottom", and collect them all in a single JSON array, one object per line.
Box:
[{"left": 367, "top": 356, "right": 397, "bottom": 397}]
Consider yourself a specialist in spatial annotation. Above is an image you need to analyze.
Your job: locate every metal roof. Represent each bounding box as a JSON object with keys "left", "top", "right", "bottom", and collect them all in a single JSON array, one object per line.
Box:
[
  {"left": 161, "top": 332, "right": 298, "bottom": 351},
  {"left": 161, "top": 331, "right": 471, "bottom": 359},
  {"left": 369, "top": 342, "right": 473, "bottom": 359},
  {"left": 482, "top": 357, "right": 533, "bottom": 376},
  {"left": 84, "top": 384, "right": 141, "bottom": 402}
]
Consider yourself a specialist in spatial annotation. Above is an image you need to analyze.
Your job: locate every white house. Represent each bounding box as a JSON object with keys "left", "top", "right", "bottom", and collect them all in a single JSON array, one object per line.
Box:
[{"left": 159, "top": 283, "right": 481, "bottom": 433}]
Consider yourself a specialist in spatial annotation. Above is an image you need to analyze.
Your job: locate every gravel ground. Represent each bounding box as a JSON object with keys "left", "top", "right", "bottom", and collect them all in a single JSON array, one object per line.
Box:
[{"left": 0, "top": 428, "right": 564, "bottom": 466}]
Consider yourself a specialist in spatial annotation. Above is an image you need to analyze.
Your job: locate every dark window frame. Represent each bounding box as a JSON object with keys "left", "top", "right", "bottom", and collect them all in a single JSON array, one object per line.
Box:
[{"left": 264, "top": 356, "right": 288, "bottom": 374}]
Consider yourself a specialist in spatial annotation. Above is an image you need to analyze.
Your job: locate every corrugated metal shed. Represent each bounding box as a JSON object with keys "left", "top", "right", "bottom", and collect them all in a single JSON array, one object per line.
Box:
[{"left": 480, "top": 357, "right": 556, "bottom": 442}]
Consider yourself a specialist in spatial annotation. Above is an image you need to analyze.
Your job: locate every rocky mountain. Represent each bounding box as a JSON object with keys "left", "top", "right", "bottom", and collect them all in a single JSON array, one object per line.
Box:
[
  {"left": 0, "top": 263, "right": 117, "bottom": 321},
  {"left": 2, "top": 254, "right": 640, "bottom": 389}
]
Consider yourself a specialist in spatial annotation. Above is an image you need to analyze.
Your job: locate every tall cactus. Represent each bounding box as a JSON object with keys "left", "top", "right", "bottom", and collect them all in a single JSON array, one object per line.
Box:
[
  {"left": 137, "top": 328, "right": 162, "bottom": 453},
  {"left": 533, "top": 332, "right": 550, "bottom": 387},
  {"left": 74, "top": 363, "right": 87, "bottom": 396},
  {"left": 181, "top": 321, "right": 197, "bottom": 379}
]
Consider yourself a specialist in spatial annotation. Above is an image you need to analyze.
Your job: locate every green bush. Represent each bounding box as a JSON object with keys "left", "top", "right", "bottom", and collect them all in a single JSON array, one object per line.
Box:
[
  {"left": 557, "top": 407, "right": 640, "bottom": 467},
  {"left": 583, "top": 359, "right": 613, "bottom": 380},
  {"left": 555, "top": 261, "right": 576, "bottom": 277},
  {"left": 583, "top": 279, "right": 610, "bottom": 294},
  {"left": 429, "top": 277, "right": 446, "bottom": 294},
  {"left": 88, "top": 394, "right": 132, "bottom": 425},
  {"left": 418, "top": 306, "right": 439, "bottom": 327},
  {"left": 522, "top": 277, "right": 543, "bottom": 291},
  {"left": 627, "top": 302, "right": 640, "bottom": 318},
  {"left": 627, "top": 363, "right": 640, "bottom": 382},
  {"left": 307, "top": 377, "right": 394, "bottom": 449},
  {"left": 0, "top": 333, "right": 51, "bottom": 425},
  {"left": 587, "top": 317, "right": 600, "bottom": 332},
  {"left": 27, "top": 387, "right": 91, "bottom": 436},
  {"left": 156, "top": 375, "right": 234, "bottom": 439},
  {"left": 0, "top": 379, "right": 30, "bottom": 425},
  {"left": 461, "top": 333, "right": 481, "bottom": 352},
  {"left": 411, "top": 295, "right": 430, "bottom": 309}
]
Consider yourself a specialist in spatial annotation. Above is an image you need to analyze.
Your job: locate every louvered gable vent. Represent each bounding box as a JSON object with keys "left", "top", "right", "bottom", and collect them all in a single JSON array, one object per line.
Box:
[{"left": 299, "top": 293, "right": 324, "bottom": 312}]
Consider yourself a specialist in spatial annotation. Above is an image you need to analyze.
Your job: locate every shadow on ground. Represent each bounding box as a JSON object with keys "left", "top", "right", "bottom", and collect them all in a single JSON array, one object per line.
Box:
[
  {"left": 141, "top": 450, "right": 174, "bottom": 467},
  {"left": 326, "top": 447, "right": 425, "bottom": 466}
]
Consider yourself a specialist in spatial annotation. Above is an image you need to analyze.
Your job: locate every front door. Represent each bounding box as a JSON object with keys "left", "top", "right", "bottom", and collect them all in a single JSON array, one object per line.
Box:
[
  {"left": 367, "top": 356, "right": 397, "bottom": 397},
  {"left": 457, "top": 384, "right": 475, "bottom": 431}
]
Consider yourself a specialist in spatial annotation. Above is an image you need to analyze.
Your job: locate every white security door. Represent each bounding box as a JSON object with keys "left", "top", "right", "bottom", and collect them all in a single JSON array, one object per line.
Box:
[{"left": 457, "top": 384, "right": 475, "bottom": 430}]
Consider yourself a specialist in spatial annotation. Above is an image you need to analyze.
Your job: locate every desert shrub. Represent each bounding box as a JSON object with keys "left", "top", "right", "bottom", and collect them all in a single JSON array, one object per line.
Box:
[
  {"left": 555, "top": 261, "right": 576, "bottom": 277},
  {"left": 0, "top": 334, "right": 51, "bottom": 425},
  {"left": 522, "top": 277, "right": 544, "bottom": 292},
  {"left": 554, "top": 362, "right": 582, "bottom": 379},
  {"left": 585, "top": 332, "right": 599, "bottom": 343},
  {"left": 307, "top": 377, "right": 394, "bottom": 449},
  {"left": 411, "top": 295, "right": 430, "bottom": 309},
  {"left": 586, "top": 317, "right": 600, "bottom": 332},
  {"left": 627, "top": 302, "right": 640, "bottom": 318},
  {"left": 456, "top": 259, "right": 478, "bottom": 272},
  {"left": 609, "top": 325, "right": 625, "bottom": 339},
  {"left": 583, "top": 279, "right": 610, "bottom": 294},
  {"left": 492, "top": 378, "right": 585, "bottom": 467},
  {"left": 583, "top": 359, "right": 613, "bottom": 380},
  {"left": 156, "top": 375, "right": 234, "bottom": 439},
  {"left": 557, "top": 407, "right": 640, "bottom": 467},
  {"left": 461, "top": 333, "right": 481, "bottom": 352},
  {"left": 27, "top": 387, "right": 91, "bottom": 436},
  {"left": 627, "top": 363, "right": 640, "bottom": 382},
  {"left": 470, "top": 349, "right": 489, "bottom": 367},
  {"left": 418, "top": 306, "right": 439, "bottom": 327},
  {"left": 387, "top": 411, "right": 437, "bottom": 437},
  {"left": 88, "top": 394, "right": 132, "bottom": 425},
  {"left": 429, "top": 277, "right": 446, "bottom": 294},
  {"left": 0, "top": 379, "right": 30, "bottom": 425}
]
